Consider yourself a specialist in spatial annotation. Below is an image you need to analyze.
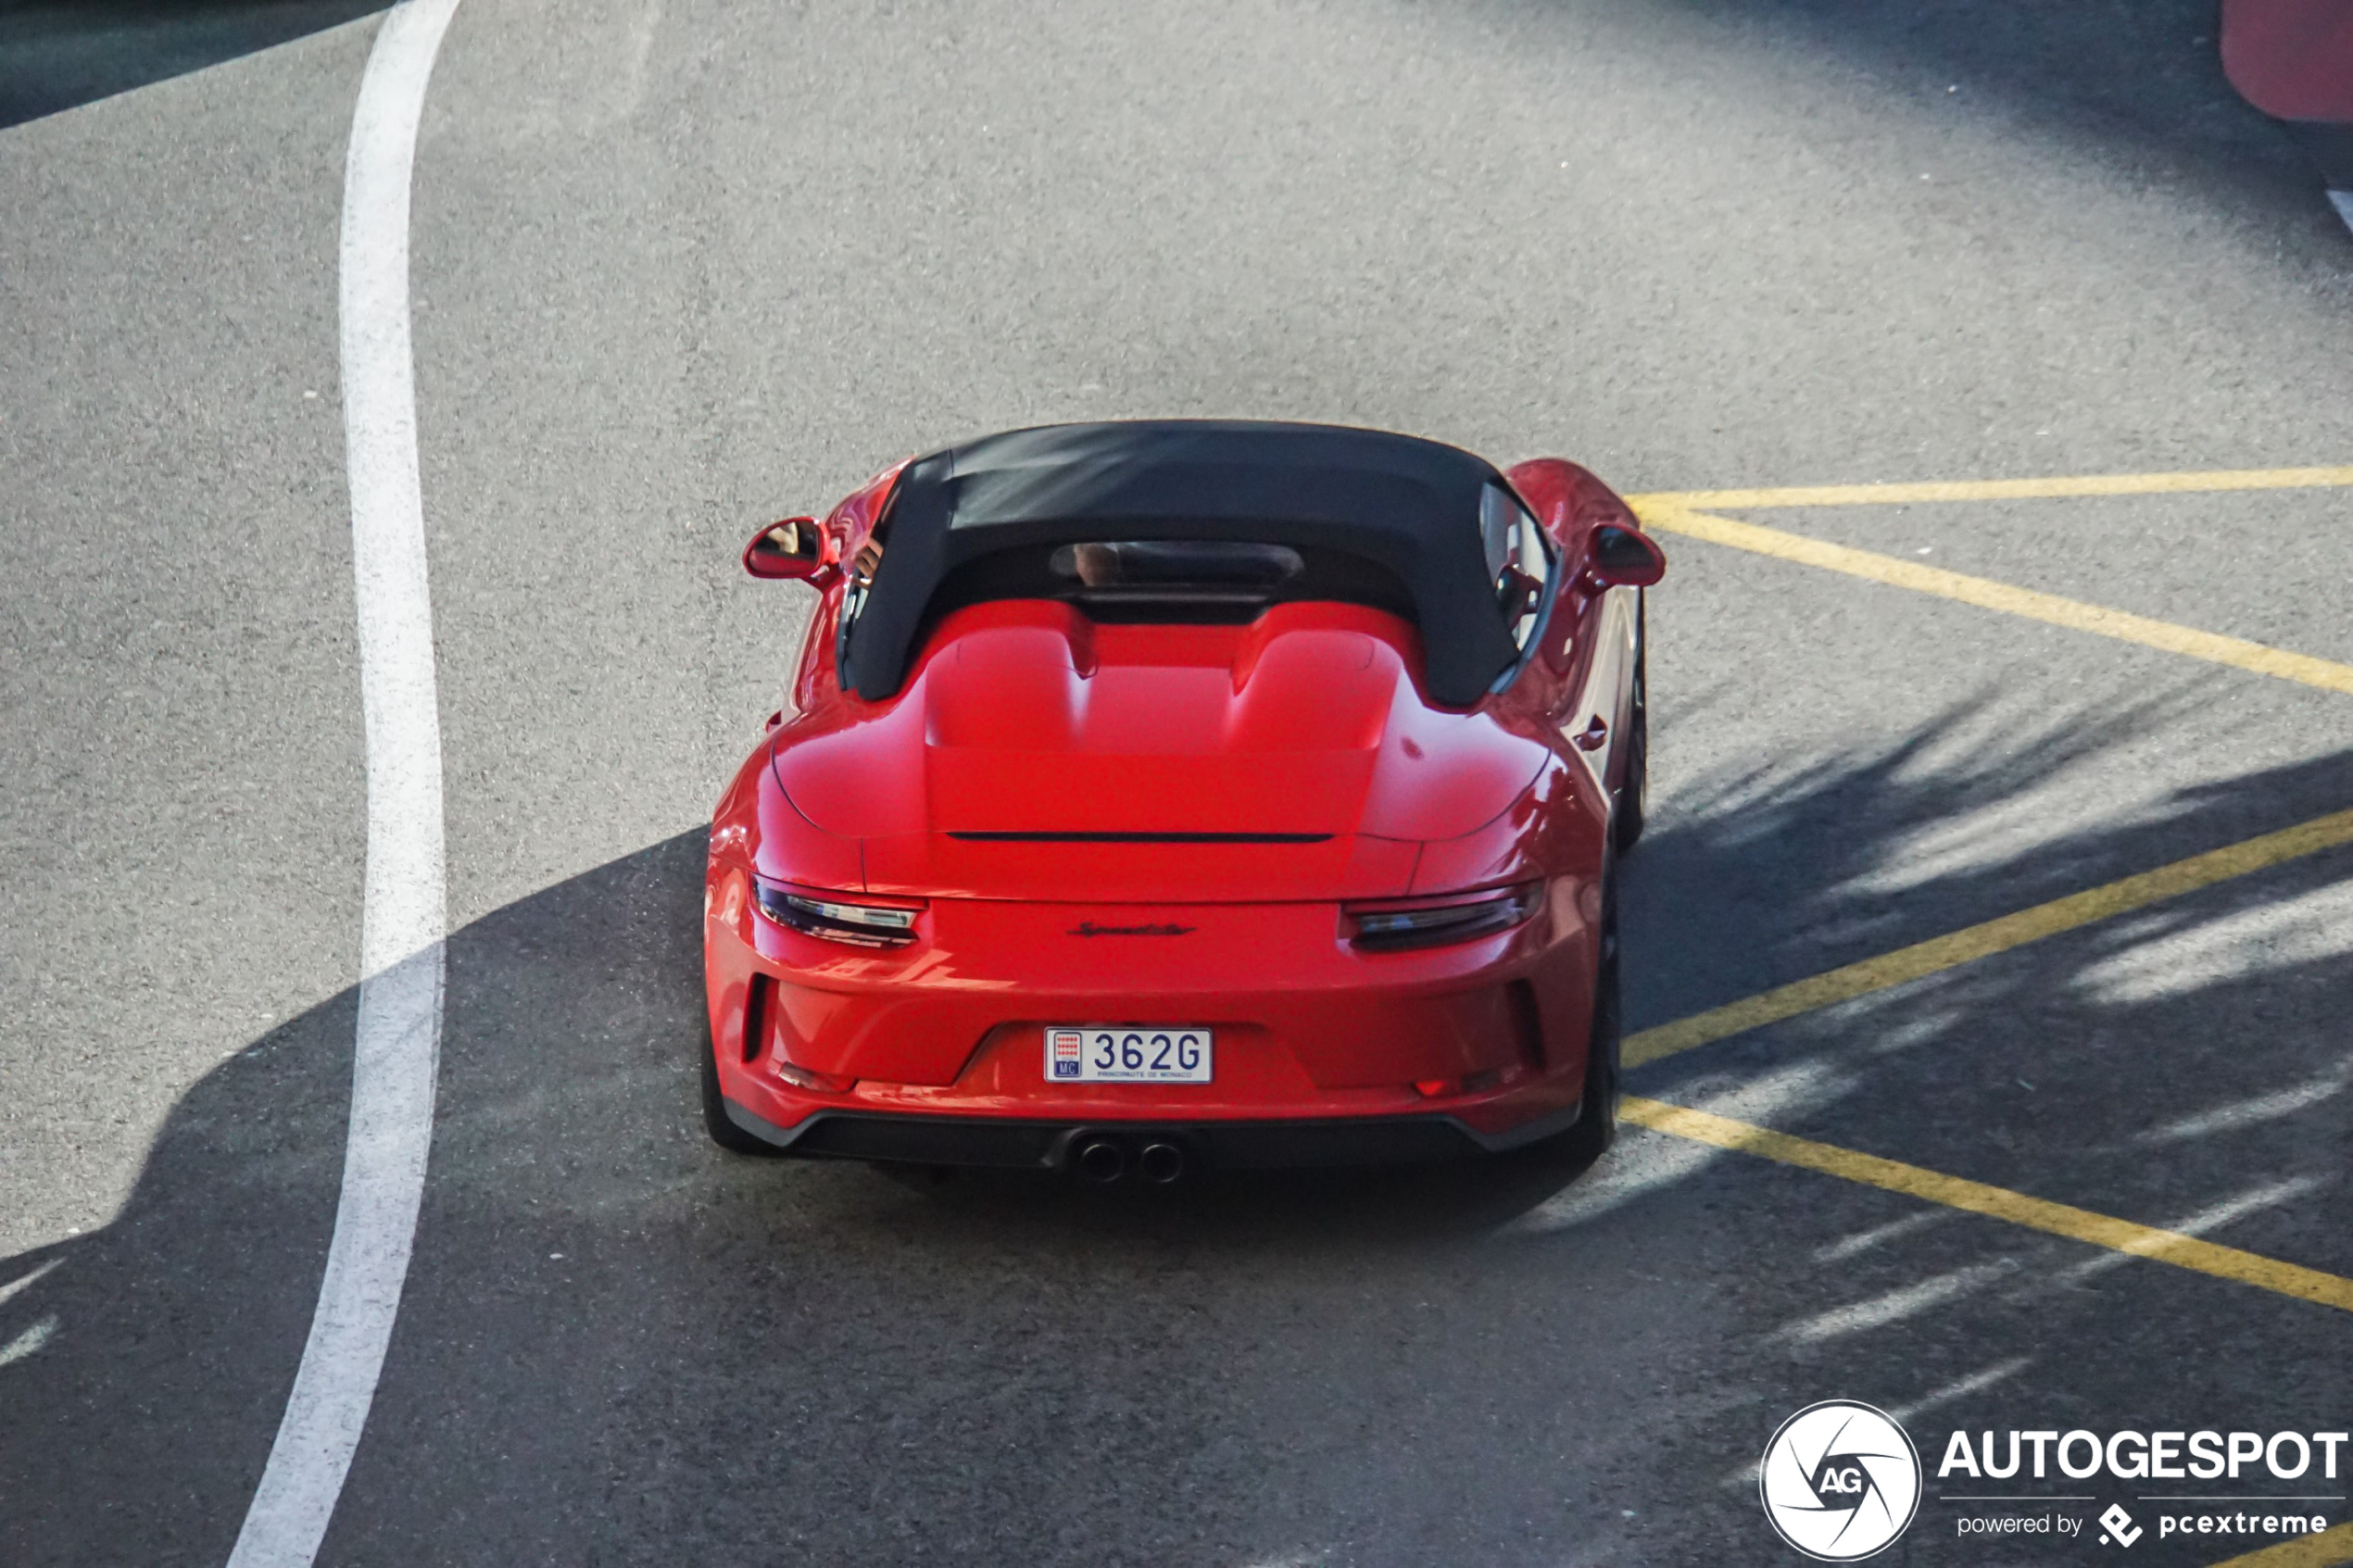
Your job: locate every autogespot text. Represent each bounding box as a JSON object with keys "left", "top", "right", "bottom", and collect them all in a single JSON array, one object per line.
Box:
[{"left": 1937, "top": 1428, "right": 2347, "bottom": 1482}]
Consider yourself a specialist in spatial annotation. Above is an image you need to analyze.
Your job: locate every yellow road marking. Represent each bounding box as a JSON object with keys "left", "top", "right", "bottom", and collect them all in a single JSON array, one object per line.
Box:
[
  {"left": 1622, "top": 808, "right": 2353, "bottom": 1068},
  {"left": 1620, "top": 1097, "right": 2353, "bottom": 1314},
  {"left": 1632, "top": 504, "right": 2353, "bottom": 697},
  {"left": 1632, "top": 465, "right": 2353, "bottom": 510},
  {"left": 2209, "top": 1523, "right": 2353, "bottom": 1567},
  {"left": 1606, "top": 468, "right": 2353, "bottom": 1408}
]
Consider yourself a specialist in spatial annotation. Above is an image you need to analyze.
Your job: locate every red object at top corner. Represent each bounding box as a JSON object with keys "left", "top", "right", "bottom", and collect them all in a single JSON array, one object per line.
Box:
[{"left": 2221, "top": 0, "right": 2353, "bottom": 122}]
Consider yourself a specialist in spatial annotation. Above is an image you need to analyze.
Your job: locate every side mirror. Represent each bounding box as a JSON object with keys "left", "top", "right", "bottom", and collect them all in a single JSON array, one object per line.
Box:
[
  {"left": 1583, "top": 523, "right": 1666, "bottom": 589},
  {"left": 743, "top": 517, "right": 837, "bottom": 583}
]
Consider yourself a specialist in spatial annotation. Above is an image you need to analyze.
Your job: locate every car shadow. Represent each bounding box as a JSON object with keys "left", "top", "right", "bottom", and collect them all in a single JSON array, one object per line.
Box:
[
  {"left": 0, "top": 0, "right": 386, "bottom": 131},
  {"left": 4, "top": 709, "right": 2351, "bottom": 1562}
]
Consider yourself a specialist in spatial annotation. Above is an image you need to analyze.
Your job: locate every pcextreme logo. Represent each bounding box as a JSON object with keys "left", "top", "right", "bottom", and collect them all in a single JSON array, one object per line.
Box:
[{"left": 1760, "top": 1401, "right": 1924, "bottom": 1561}]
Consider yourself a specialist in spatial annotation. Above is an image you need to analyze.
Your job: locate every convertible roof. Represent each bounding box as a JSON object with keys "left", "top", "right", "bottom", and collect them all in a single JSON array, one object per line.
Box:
[{"left": 843, "top": 420, "right": 1519, "bottom": 706}]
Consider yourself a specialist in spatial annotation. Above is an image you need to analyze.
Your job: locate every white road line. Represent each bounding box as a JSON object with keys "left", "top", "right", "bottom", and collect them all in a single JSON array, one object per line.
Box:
[{"left": 226, "top": 2, "right": 459, "bottom": 1563}]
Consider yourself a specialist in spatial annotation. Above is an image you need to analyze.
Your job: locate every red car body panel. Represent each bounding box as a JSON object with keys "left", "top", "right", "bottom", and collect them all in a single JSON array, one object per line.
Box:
[
  {"left": 704, "top": 434, "right": 1657, "bottom": 1168},
  {"left": 2222, "top": 0, "right": 2353, "bottom": 122}
]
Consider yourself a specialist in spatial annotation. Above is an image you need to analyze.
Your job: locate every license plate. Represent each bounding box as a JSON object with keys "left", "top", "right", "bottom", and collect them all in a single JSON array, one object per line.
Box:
[{"left": 1044, "top": 1025, "right": 1213, "bottom": 1083}]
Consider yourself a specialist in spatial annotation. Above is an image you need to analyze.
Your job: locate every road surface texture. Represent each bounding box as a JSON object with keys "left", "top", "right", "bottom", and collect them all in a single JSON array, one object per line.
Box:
[{"left": 4, "top": 1, "right": 2349, "bottom": 1564}]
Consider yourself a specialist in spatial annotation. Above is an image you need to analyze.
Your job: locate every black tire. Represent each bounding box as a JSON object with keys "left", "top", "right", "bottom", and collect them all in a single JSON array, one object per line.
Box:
[
  {"left": 700, "top": 1017, "right": 784, "bottom": 1156},
  {"left": 1612, "top": 606, "right": 1648, "bottom": 856},
  {"left": 1557, "top": 876, "right": 1622, "bottom": 1167}
]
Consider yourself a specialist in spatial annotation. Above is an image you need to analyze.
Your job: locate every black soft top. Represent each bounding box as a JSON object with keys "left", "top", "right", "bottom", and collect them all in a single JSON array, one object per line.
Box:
[{"left": 844, "top": 420, "right": 1518, "bottom": 706}]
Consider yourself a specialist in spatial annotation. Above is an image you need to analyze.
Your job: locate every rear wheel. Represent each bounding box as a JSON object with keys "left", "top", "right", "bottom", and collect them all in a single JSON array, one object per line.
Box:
[
  {"left": 1557, "top": 876, "right": 1622, "bottom": 1167},
  {"left": 700, "top": 1015, "right": 783, "bottom": 1156},
  {"left": 1612, "top": 605, "right": 1648, "bottom": 855}
]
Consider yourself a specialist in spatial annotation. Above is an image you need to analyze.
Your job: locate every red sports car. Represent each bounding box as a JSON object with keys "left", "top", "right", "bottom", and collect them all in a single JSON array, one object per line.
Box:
[{"left": 701, "top": 420, "right": 1665, "bottom": 1181}]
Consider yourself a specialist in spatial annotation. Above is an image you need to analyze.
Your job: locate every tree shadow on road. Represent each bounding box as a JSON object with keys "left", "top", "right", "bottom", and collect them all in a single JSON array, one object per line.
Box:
[
  {"left": 3, "top": 702, "right": 2351, "bottom": 1564},
  {"left": 0, "top": 0, "right": 386, "bottom": 130}
]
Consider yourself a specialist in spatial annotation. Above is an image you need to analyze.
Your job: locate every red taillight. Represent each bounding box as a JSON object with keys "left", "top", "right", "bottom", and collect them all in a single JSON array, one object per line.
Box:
[
  {"left": 1342, "top": 884, "right": 1542, "bottom": 951},
  {"left": 1413, "top": 1067, "right": 1516, "bottom": 1099},
  {"left": 753, "top": 879, "right": 922, "bottom": 947},
  {"left": 774, "top": 1060, "right": 853, "bottom": 1094}
]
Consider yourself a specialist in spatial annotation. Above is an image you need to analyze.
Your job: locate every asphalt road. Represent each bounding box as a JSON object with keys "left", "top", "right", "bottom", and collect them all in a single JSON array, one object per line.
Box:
[{"left": 5, "top": 1, "right": 2351, "bottom": 1563}]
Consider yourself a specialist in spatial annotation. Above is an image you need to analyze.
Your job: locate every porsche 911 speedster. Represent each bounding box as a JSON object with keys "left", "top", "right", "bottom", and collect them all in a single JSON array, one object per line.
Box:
[{"left": 701, "top": 420, "right": 1665, "bottom": 1181}]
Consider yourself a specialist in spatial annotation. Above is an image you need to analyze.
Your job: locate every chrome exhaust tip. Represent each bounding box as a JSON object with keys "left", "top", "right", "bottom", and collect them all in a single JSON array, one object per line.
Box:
[
  {"left": 1075, "top": 1138, "right": 1127, "bottom": 1184},
  {"left": 1137, "top": 1141, "right": 1186, "bottom": 1185}
]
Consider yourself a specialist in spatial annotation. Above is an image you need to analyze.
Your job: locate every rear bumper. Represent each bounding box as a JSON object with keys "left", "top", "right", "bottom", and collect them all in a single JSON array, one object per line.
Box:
[
  {"left": 703, "top": 870, "right": 1607, "bottom": 1159},
  {"left": 710, "top": 881, "right": 1600, "bottom": 1087},
  {"left": 724, "top": 1096, "right": 1585, "bottom": 1170}
]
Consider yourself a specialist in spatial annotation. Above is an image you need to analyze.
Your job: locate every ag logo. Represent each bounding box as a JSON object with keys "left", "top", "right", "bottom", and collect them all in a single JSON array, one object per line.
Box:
[{"left": 1759, "top": 1401, "right": 1922, "bottom": 1561}]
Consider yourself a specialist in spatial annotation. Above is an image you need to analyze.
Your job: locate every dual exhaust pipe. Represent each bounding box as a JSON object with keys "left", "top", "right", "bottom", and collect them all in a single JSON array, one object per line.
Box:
[{"left": 1072, "top": 1134, "right": 1188, "bottom": 1185}]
